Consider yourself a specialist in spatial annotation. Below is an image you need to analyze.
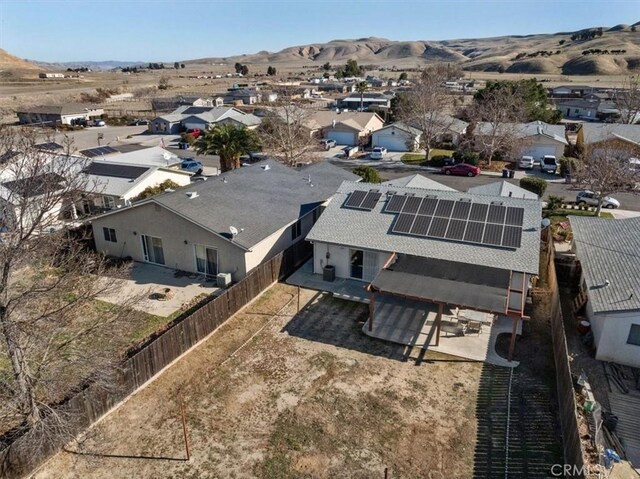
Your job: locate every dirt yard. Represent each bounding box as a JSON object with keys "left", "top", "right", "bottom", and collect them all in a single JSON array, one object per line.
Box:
[{"left": 33, "top": 284, "right": 483, "bottom": 479}]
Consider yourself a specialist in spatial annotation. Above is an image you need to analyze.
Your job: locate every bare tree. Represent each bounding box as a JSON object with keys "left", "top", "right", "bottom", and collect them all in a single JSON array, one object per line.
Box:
[
  {"left": 468, "top": 87, "right": 528, "bottom": 164},
  {"left": 397, "top": 64, "right": 456, "bottom": 161},
  {"left": 613, "top": 74, "right": 640, "bottom": 124},
  {"left": 574, "top": 141, "right": 640, "bottom": 216},
  {"left": 0, "top": 127, "right": 138, "bottom": 458},
  {"left": 257, "top": 90, "right": 319, "bottom": 166}
]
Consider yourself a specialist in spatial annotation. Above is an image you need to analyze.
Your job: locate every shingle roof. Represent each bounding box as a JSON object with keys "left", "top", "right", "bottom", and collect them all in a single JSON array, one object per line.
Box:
[
  {"left": 382, "top": 174, "right": 456, "bottom": 192},
  {"left": 579, "top": 123, "right": 640, "bottom": 146},
  {"left": 306, "top": 111, "right": 382, "bottom": 131},
  {"left": 16, "top": 104, "right": 99, "bottom": 115},
  {"left": 307, "top": 181, "right": 542, "bottom": 274},
  {"left": 475, "top": 121, "right": 567, "bottom": 144},
  {"left": 374, "top": 122, "right": 422, "bottom": 137},
  {"left": 569, "top": 216, "right": 640, "bottom": 313},
  {"left": 408, "top": 113, "right": 468, "bottom": 135},
  {"left": 122, "top": 160, "right": 359, "bottom": 250},
  {"left": 467, "top": 181, "right": 539, "bottom": 200}
]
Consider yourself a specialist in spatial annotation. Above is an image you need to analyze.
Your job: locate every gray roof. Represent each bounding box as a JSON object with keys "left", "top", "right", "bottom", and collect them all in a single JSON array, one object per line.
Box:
[
  {"left": 467, "top": 181, "right": 539, "bottom": 200},
  {"left": 16, "top": 103, "right": 100, "bottom": 115},
  {"left": 475, "top": 121, "right": 567, "bottom": 144},
  {"left": 555, "top": 99, "right": 599, "bottom": 109},
  {"left": 307, "top": 181, "right": 542, "bottom": 274},
  {"left": 82, "top": 146, "right": 182, "bottom": 168},
  {"left": 101, "top": 160, "right": 358, "bottom": 250},
  {"left": 408, "top": 113, "right": 468, "bottom": 135},
  {"left": 374, "top": 122, "right": 422, "bottom": 137},
  {"left": 579, "top": 123, "right": 640, "bottom": 146},
  {"left": 382, "top": 174, "right": 456, "bottom": 192},
  {"left": 569, "top": 216, "right": 640, "bottom": 313}
]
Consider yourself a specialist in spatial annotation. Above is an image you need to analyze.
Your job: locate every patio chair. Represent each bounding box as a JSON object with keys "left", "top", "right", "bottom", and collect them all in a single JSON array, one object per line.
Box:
[
  {"left": 464, "top": 320, "right": 483, "bottom": 335},
  {"left": 440, "top": 320, "right": 466, "bottom": 337}
]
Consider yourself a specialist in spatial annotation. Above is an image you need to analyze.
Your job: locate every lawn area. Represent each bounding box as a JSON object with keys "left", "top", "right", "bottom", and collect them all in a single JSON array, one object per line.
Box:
[
  {"left": 36, "top": 284, "right": 482, "bottom": 479},
  {"left": 547, "top": 208, "right": 614, "bottom": 225},
  {"left": 401, "top": 148, "right": 454, "bottom": 165}
]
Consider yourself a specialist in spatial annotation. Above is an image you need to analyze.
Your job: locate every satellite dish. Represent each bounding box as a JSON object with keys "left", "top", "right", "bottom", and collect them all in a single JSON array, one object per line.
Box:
[
  {"left": 541, "top": 218, "right": 551, "bottom": 228},
  {"left": 229, "top": 226, "right": 239, "bottom": 237}
]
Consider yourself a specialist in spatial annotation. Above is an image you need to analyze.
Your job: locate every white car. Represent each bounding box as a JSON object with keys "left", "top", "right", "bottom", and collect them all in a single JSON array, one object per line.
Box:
[
  {"left": 576, "top": 190, "right": 620, "bottom": 209},
  {"left": 540, "top": 155, "right": 558, "bottom": 174},
  {"left": 518, "top": 156, "right": 534, "bottom": 170},
  {"left": 370, "top": 147, "right": 387, "bottom": 160}
]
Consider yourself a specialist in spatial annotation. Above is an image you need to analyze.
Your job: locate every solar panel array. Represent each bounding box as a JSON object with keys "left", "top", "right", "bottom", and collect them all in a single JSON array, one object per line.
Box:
[
  {"left": 388, "top": 194, "right": 525, "bottom": 249},
  {"left": 80, "top": 146, "right": 119, "bottom": 158},
  {"left": 343, "top": 190, "right": 382, "bottom": 211},
  {"left": 84, "top": 162, "right": 149, "bottom": 179}
]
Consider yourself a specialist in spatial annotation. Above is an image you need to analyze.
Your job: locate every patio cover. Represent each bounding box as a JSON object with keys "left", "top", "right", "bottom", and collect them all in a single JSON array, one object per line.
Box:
[{"left": 370, "top": 255, "right": 525, "bottom": 316}]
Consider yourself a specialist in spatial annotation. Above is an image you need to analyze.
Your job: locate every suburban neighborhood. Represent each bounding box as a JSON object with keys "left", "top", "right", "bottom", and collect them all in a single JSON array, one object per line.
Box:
[{"left": 1, "top": 3, "right": 640, "bottom": 479}]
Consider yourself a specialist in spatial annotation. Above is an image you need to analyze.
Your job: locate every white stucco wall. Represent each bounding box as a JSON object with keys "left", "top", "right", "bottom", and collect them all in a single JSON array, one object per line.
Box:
[
  {"left": 121, "top": 169, "right": 192, "bottom": 201},
  {"left": 591, "top": 309, "right": 640, "bottom": 368},
  {"left": 312, "top": 241, "right": 392, "bottom": 282},
  {"left": 92, "top": 202, "right": 249, "bottom": 280},
  {"left": 519, "top": 135, "right": 566, "bottom": 159}
]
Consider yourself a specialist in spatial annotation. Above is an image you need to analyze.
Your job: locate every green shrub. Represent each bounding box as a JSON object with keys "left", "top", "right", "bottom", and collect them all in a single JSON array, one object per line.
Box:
[
  {"left": 453, "top": 149, "right": 480, "bottom": 166},
  {"left": 546, "top": 195, "right": 564, "bottom": 212},
  {"left": 559, "top": 157, "right": 580, "bottom": 177},
  {"left": 353, "top": 165, "right": 381, "bottom": 183},
  {"left": 519, "top": 177, "right": 547, "bottom": 197},
  {"left": 428, "top": 155, "right": 453, "bottom": 167},
  {"left": 134, "top": 179, "right": 181, "bottom": 201}
]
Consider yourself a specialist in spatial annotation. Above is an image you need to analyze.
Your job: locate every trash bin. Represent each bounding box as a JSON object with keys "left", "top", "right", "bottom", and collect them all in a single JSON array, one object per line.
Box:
[
  {"left": 323, "top": 265, "right": 335, "bottom": 282},
  {"left": 509, "top": 169, "right": 515, "bottom": 179},
  {"left": 565, "top": 173, "right": 572, "bottom": 184},
  {"left": 502, "top": 169, "right": 509, "bottom": 178}
]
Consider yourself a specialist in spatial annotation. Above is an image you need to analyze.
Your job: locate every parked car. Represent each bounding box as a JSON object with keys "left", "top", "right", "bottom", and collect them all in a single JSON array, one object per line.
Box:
[
  {"left": 186, "top": 128, "right": 203, "bottom": 139},
  {"left": 370, "top": 147, "right": 387, "bottom": 160},
  {"left": 128, "top": 119, "right": 149, "bottom": 126},
  {"left": 320, "top": 139, "right": 336, "bottom": 150},
  {"left": 93, "top": 120, "right": 106, "bottom": 127},
  {"left": 441, "top": 163, "right": 481, "bottom": 177},
  {"left": 576, "top": 190, "right": 620, "bottom": 209},
  {"left": 180, "top": 159, "right": 204, "bottom": 175},
  {"left": 540, "top": 155, "right": 558, "bottom": 174},
  {"left": 518, "top": 156, "right": 534, "bottom": 170}
]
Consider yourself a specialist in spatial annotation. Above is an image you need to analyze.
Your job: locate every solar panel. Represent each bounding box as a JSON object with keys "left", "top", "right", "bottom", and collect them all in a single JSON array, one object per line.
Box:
[
  {"left": 469, "top": 203, "right": 489, "bottom": 222},
  {"left": 385, "top": 194, "right": 406, "bottom": 213},
  {"left": 410, "top": 215, "right": 432, "bottom": 236},
  {"left": 84, "top": 162, "right": 149, "bottom": 179},
  {"left": 445, "top": 219, "right": 467, "bottom": 240},
  {"left": 393, "top": 213, "right": 415, "bottom": 234},
  {"left": 483, "top": 223, "right": 504, "bottom": 246},
  {"left": 35, "top": 142, "right": 63, "bottom": 151},
  {"left": 464, "top": 221, "right": 485, "bottom": 243},
  {"left": 417, "top": 197, "right": 438, "bottom": 216},
  {"left": 428, "top": 216, "right": 449, "bottom": 238},
  {"left": 505, "top": 207, "right": 525, "bottom": 226},
  {"left": 402, "top": 196, "right": 422, "bottom": 214},
  {"left": 434, "top": 199, "right": 455, "bottom": 218},
  {"left": 80, "top": 146, "right": 119, "bottom": 158},
  {"left": 344, "top": 190, "right": 367, "bottom": 208},
  {"left": 487, "top": 204, "right": 507, "bottom": 224},
  {"left": 502, "top": 226, "right": 523, "bottom": 248},
  {"left": 451, "top": 201, "right": 472, "bottom": 220},
  {"left": 360, "top": 191, "right": 382, "bottom": 210}
]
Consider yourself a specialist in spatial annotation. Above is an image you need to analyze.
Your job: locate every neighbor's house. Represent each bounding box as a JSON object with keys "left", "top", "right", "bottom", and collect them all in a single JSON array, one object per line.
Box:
[
  {"left": 149, "top": 106, "right": 261, "bottom": 134},
  {"left": 16, "top": 104, "right": 104, "bottom": 126},
  {"left": 570, "top": 216, "right": 640, "bottom": 368},
  {"left": 223, "top": 88, "right": 261, "bottom": 105},
  {"left": 91, "top": 160, "right": 358, "bottom": 281},
  {"left": 475, "top": 121, "right": 568, "bottom": 160},
  {"left": 574, "top": 123, "right": 640, "bottom": 158},
  {"left": 77, "top": 146, "right": 184, "bottom": 168},
  {"left": 371, "top": 122, "right": 422, "bottom": 151},
  {"left": 405, "top": 113, "right": 469, "bottom": 148},
  {"left": 338, "top": 92, "right": 393, "bottom": 111},
  {"left": 555, "top": 98, "right": 619, "bottom": 121},
  {"left": 308, "top": 111, "right": 384, "bottom": 146},
  {"left": 75, "top": 160, "right": 192, "bottom": 217},
  {"left": 468, "top": 181, "right": 540, "bottom": 200},
  {"left": 550, "top": 85, "right": 595, "bottom": 98}
]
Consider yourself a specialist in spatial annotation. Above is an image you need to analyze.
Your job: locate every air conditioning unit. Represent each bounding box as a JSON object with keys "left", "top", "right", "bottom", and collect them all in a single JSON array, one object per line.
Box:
[{"left": 216, "top": 272, "right": 232, "bottom": 288}]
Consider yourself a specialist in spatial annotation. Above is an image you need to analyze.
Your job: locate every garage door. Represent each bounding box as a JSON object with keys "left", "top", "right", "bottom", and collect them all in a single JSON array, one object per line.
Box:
[
  {"left": 327, "top": 130, "right": 357, "bottom": 146},
  {"left": 520, "top": 145, "right": 558, "bottom": 161},
  {"left": 374, "top": 133, "right": 410, "bottom": 151},
  {"left": 183, "top": 121, "right": 208, "bottom": 131}
]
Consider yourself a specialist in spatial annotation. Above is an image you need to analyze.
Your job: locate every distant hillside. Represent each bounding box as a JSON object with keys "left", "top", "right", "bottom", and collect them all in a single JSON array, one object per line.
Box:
[
  {"left": 0, "top": 49, "right": 41, "bottom": 71},
  {"left": 185, "top": 24, "right": 640, "bottom": 75},
  {"left": 28, "top": 60, "right": 145, "bottom": 71}
]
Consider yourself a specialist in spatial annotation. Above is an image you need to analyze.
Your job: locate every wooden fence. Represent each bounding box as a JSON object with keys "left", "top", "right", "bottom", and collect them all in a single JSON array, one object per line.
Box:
[{"left": 0, "top": 240, "right": 312, "bottom": 478}]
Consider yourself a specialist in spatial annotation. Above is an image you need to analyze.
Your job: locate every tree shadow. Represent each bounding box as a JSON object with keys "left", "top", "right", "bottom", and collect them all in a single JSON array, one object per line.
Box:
[{"left": 62, "top": 447, "right": 187, "bottom": 462}]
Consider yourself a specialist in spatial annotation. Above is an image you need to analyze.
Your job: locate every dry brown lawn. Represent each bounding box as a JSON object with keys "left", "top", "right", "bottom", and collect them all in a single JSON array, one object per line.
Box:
[{"left": 33, "top": 284, "right": 482, "bottom": 479}]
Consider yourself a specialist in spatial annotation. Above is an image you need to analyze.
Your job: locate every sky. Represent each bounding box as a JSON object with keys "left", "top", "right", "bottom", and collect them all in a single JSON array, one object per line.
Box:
[{"left": 1, "top": 0, "right": 638, "bottom": 62}]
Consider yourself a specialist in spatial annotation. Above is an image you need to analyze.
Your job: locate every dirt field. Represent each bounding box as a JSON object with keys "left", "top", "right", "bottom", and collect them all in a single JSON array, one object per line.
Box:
[{"left": 33, "top": 284, "right": 483, "bottom": 479}]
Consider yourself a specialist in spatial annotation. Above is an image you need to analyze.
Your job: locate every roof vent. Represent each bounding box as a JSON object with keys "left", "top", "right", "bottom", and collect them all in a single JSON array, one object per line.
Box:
[
  {"left": 490, "top": 200, "right": 504, "bottom": 206},
  {"left": 185, "top": 191, "right": 199, "bottom": 199}
]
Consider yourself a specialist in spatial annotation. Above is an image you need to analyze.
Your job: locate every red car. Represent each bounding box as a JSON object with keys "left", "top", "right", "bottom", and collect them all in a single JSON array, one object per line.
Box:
[
  {"left": 186, "top": 128, "right": 203, "bottom": 139},
  {"left": 441, "top": 163, "right": 481, "bottom": 177}
]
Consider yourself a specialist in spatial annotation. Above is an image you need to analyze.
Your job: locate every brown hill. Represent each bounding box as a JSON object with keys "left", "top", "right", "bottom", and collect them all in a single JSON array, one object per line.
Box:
[
  {"left": 186, "top": 25, "right": 640, "bottom": 75},
  {"left": 0, "top": 49, "right": 41, "bottom": 71}
]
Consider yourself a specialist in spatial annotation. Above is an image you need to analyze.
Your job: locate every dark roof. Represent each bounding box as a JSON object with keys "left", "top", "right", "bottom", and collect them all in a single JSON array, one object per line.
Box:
[
  {"left": 2, "top": 173, "right": 66, "bottom": 199},
  {"left": 182, "top": 106, "right": 214, "bottom": 115},
  {"left": 80, "top": 146, "right": 119, "bottom": 158},
  {"left": 371, "top": 255, "right": 522, "bottom": 315},
  {"left": 16, "top": 104, "right": 98, "bottom": 115},
  {"left": 35, "top": 142, "right": 64, "bottom": 151},
  {"left": 84, "top": 162, "right": 149, "bottom": 179}
]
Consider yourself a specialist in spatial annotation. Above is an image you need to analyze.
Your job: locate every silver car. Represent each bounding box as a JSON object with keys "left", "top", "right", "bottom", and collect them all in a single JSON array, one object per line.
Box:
[
  {"left": 518, "top": 156, "right": 534, "bottom": 170},
  {"left": 576, "top": 190, "right": 620, "bottom": 209}
]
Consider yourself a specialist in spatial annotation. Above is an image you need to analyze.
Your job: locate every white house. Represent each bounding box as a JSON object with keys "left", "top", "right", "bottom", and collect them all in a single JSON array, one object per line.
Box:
[
  {"left": 475, "top": 121, "right": 568, "bottom": 160},
  {"left": 16, "top": 104, "right": 104, "bottom": 126},
  {"left": 570, "top": 216, "right": 640, "bottom": 368},
  {"left": 372, "top": 123, "right": 422, "bottom": 151}
]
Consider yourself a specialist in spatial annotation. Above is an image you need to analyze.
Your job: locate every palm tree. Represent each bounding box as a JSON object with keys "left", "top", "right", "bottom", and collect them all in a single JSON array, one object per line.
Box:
[
  {"left": 355, "top": 81, "right": 369, "bottom": 112},
  {"left": 195, "top": 123, "right": 260, "bottom": 172}
]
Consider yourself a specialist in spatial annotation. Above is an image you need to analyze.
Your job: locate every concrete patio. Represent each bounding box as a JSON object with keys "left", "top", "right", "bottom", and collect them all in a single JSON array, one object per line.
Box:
[
  {"left": 363, "top": 296, "right": 521, "bottom": 367},
  {"left": 99, "top": 262, "right": 220, "bottom": 317},
  {"left": 286, "top": 259, "right": 370, "bottom": 303}
]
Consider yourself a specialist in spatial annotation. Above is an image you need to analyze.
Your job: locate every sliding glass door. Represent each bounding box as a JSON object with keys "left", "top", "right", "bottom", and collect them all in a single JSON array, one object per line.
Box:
[
  {"left": 350, "top": 249, "right": 378, "bottom": 282},
  {"left": 141, "top": 235, "right": 165, "bottom": 265},
  {"left": 194, "top": 245, "right": 218, "bottom": 276}
]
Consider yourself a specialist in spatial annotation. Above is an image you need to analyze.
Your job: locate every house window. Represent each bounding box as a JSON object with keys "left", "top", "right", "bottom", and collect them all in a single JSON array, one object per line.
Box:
[
  {"left": 291, "top": 220, "right": 302, "bottom": 241},
  {"left": 102, "top": 196, "right": 115, "bottom": 210},
  {"left": 627, "top": 324, "right": 640, "bottom": 346},
  {"left": 194, "top": 245, "right": 218, "bottom": 276},
  {"left": 141, "top": 235, "right": 165, "bottom": 265},
  {"left": 103, "top": 227, "right": 117, "bottom": 243}
]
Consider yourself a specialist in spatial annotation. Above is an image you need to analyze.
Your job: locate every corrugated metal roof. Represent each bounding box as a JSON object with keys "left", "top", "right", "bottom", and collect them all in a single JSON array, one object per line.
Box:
[{"left": 569, "top": 216, "right": 640, "bottom": 313}]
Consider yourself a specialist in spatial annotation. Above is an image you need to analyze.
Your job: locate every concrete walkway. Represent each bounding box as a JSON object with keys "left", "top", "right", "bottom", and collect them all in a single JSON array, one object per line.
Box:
[{"left": 286, "top": 259, "right": 370, "bottom": 303}]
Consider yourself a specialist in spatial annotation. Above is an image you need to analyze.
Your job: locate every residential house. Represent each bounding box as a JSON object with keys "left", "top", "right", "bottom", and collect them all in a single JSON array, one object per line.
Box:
[
  {"left": 16, "top": 104, "right": 104, "bottom": 126},
  {"left": 311, "top": 112, "right": 384, "bottom": 146},
  {"left": 371, "top": 122, "right": 422, "bottom": 152},
  {"left": 91, "top": 160, "right": 358, "bottom": 281},
  {"left": 406, "top": 113, "right": 469, "bottom": 147},
  {"left": 555, "top": 99, "right": 600, "bottom": 120},
  {"left": 338, "top": 92, "right": 393, "bottom": 111},
  {"left": 224, "top": 88, "right": 261, "bottom": 105},
  {"left": 317, "top": 83, "right": 350, "bottom": 94},
  {"left": 149, "top": 106, "right": 261, "bottom": 134},
  {"left": 550, "top": 85, "right": 595, "bottom": 98},
  {"left": 575, "top": 123, "right": 640, "bottom": 158},
  {"left": 569, "top": 216, "right": 640, "bottom": 368},
  {"left": 381, "top": 174, "right": 457, "bottom": 191},
  {"left": 78, "top": 146, "right": 183, "bottom": 168},
  {"left": 468, "top": 181, "right": 540, "bottom": 200},
  {"left": 475, "top": 121, "right": 568, "bottom": 160},
  {"left": 302, "top": 180, "right": 542, "bottom": 358}
]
